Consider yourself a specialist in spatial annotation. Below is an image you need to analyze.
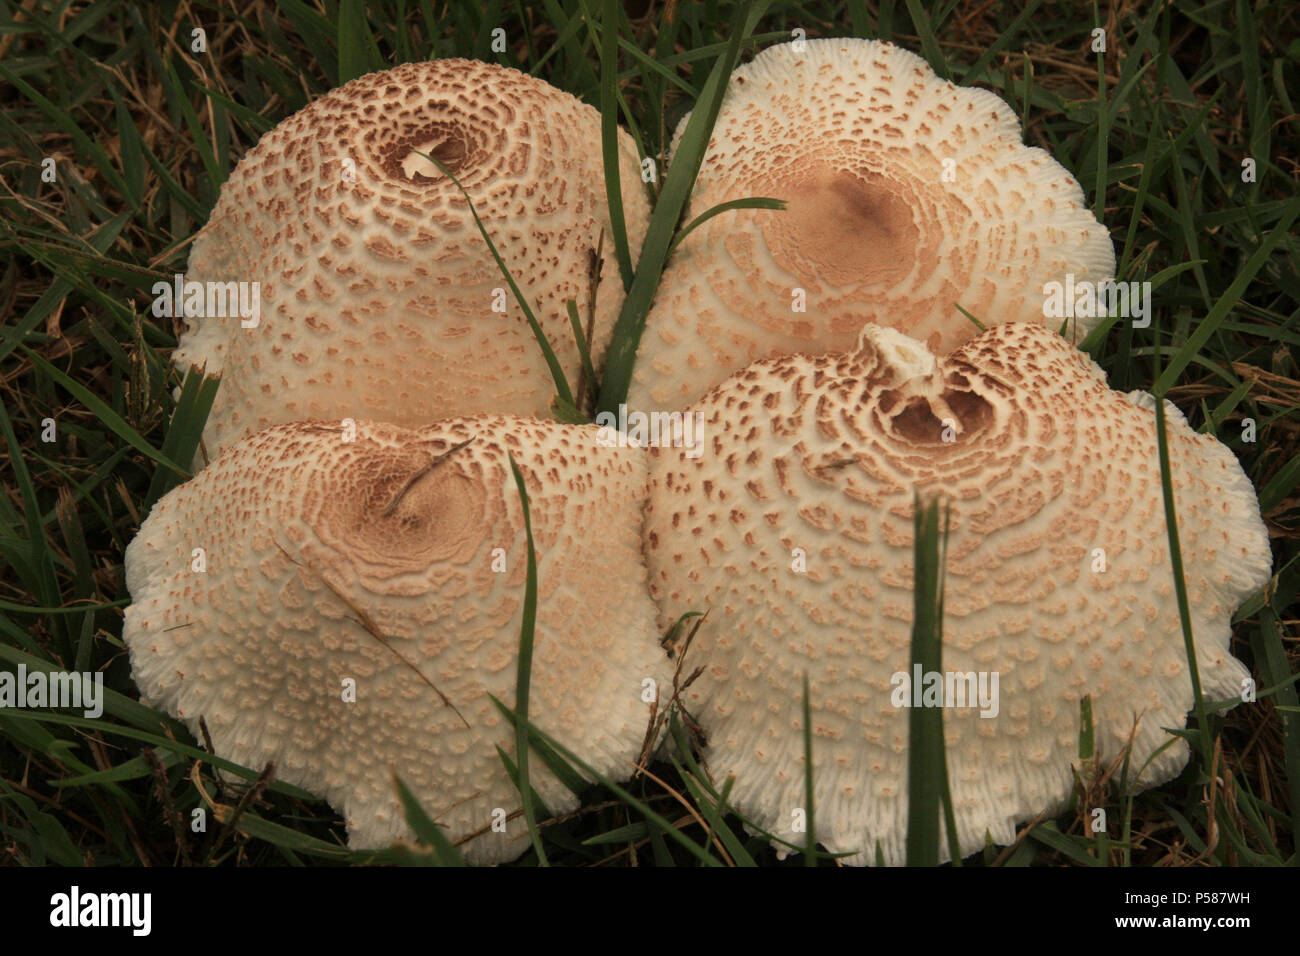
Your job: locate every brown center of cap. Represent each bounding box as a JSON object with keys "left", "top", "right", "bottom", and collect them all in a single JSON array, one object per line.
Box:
[
  {"left": 848, "top": 332, "right": 997, "bottom": 449},
  {"left": 378, "top": 121, "right": 479, "bottom": 182},
  {"left": 757, "top": 162, "right": 921, "bottom": 287},
  {"left": 877, "top": 386, "right": 993, "bottom": 445},
  {"left": 305, "top": 442, "right": 492, "bottom": 588}
]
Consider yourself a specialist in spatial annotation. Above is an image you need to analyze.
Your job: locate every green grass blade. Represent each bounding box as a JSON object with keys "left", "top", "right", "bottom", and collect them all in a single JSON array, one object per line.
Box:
[
  {"left": 0, "top": 708, "right": 314, "bottom": 800},
  {"left": 959, "top": 0, "right": 1043, "bottom": 83},
  {"left": 904, "top": 0, "right": 948, "bottom": 78},
  {"left": 1151, "top": 332, "right": 1212, "bottom": 771},
  {"left": 1078, "top": 695, "right": 1095, "bottom": 760},
  {"left": 20, "top": 347, "right": 189, "bottom": 481},
  {"left": 338, "top": 0, "right": 385, "bottom": 83},
  {"left": 144, "top": 368, "right": 221, "bottom": 508},
  {"left": 488, "top": 696, "right": 723, "bottom": 866},
  {"left": 393, "top": 774, "right": 468, "bottom": 865},
  {"left": 275, "top": 0, "right": 340, "bottom": 87},
  {"left": 492, "top": 706, "right": 590, "bottom": 798},
  {"left": 0, "top": 61, "right": 129, "bottom": 198},
  {"left": 1258, "top": 451, "right": 1300, "bottom": 514},
  {"left": 672, "top": 762, "right": 757, "bottom": 866},
  {"left": 161, "top": 58, "right": 223, "bottom": 203},
  {"left": 1028, "top": 820, "right": 1105, "bottom": 867},
  {"left": 905, "top": 493, "right": 947, "bottom": 866},
  {"left": 507, "top": 453, "right": 548, "bottom": 865},
  {"left": 416, "top": 151, "right": 575, "bottom": 412},
  {"left": 599, "top": 0, "right": 634, "bottom": 290},
  {"left": 1153, "top": 199, "right": 1300, "bottom": 395},
  {"left": 566, "top": 300, "right": 598, "bottom": 410},
  {"left": 596, "top": 0, "right": 771, "bottom": 414},
  {"left": 1252, "top": 607, "right": 1300, "bottom": 852},
  {"left": 666, "top": 197, "right": 786, "bottom": 259},
  {"left": 1091, "top": 0, "right": 1108, "bottom": 222}
]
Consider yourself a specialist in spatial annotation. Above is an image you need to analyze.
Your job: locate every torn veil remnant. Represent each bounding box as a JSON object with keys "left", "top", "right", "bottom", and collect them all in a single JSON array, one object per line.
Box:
[
  {"left": 175, "top": 59, "right": 650, "bottom": 467},
  {"left": 642, "top": 321, "right": 1270, "bottom": 865},
  {"left": 629, "top": 38, "right": 1115, "bottom": 412},
  {"left": 123, "top": 417, "right": 669, "bottom": 864}
]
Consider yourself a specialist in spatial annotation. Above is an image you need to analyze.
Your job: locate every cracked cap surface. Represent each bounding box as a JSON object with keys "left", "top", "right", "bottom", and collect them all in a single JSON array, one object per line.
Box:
[
  {"left": 176, "top": 59, "right": 650, "bottom": 465},
  {"left": 630, "top": 38, "right": 1114, "bottom": 411},
  {"left": 125, "top": 417, "right": 669, "bottom": 864},
  {"left": 643, "top": 321, "right": 1269, "bottom": 864}
]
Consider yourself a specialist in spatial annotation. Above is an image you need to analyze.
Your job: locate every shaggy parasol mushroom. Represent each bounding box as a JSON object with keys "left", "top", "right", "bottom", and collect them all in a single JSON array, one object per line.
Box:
[
  {"left": 628, "top": 38, "right": 1115, "bottom": 412},
  {"left": 642, "top": 321, "right": 1271, "bottom": 864},
  {"left": 124, "top": 417, "right": 669, "bottom": 864},
  {"left": 175, "top": 59, "right": 650, "bottom": 464}
]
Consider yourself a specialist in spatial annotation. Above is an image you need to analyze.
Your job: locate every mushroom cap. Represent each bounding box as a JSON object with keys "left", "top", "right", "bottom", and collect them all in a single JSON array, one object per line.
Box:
[
  {"left": 629, "top": 38, "right": 1115, "bottom": 412},
  {"left": 642, "top": 321, "right": 1270, "bottom": 865},
  {"left": 176, "top": 59, "right": 650, "bottom": 463},
  {"left": 124, "top": 417, "right": 668, "bottom": 864}
]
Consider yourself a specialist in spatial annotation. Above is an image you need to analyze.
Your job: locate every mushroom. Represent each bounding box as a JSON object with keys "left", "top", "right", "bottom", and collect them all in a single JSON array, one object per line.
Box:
[
  {"left": 642, "top": 320, "right": 1271, "bottom": 864},
  {"left": 628, "top": 38, "right": 1114, "bottom": 412},
  {"left": 123, "top": 417, "right": 669, "bottom": 864},
  {"left": 175, "top": 59, "right": 651, "bottom": 464}
]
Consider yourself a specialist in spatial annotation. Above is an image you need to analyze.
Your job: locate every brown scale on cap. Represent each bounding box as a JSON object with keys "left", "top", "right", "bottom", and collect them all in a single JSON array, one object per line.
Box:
[
  {"left": 175, "top": 60, "right": 650, "bottom": 465},
  {"left": 124, "top": 418, "right": 669, "bottom": 864},
  {"left": 643, "top": 322, "right": 1271, "bottom": 865},
  {"left": 629, "top": 39, "right": 1115, "bottom": 411}
]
